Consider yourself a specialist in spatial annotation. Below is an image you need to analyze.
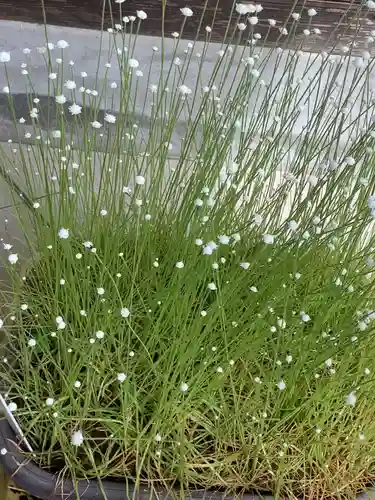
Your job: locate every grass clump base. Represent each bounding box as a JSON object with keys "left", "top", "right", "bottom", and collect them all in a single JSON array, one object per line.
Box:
[{"left": 1, "top": 1, "right": 375, "bottom": 497}]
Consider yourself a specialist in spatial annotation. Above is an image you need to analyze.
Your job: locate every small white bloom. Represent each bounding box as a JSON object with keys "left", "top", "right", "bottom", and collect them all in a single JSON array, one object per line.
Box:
[
  {"left": 55, "top": 94, "right": 67, "bottom": 104},
  {"left": 325, "top": 358, "right": 333, "bottom": 368},
  {"left": 0, "top": 448, "right": 7, "bottom": 455},
  {"left": 0, "top": 52, "right": 11, "bottom": 63},
  {"left": 52, "top": 130, "right": 61, "bottom": 139},
  {"left": 83, "top": 241, "right": 93, "bottom": 248},
  {"left": 58, "top": 228, "right": 69, "bottom": 239},
  {"left": 136, "top": 70, "right": 143, "bottom": 77},
  {"left": 57, "top": 40, "right": 69, "bottom": 49},
  {"left": 180, "top": 381, "right": 189, "bottom": 392},
  {"left": 249, "top": 286, "right": 258, "bottom": 293},
  {"left": 60, "top": 279, "right": 65, "bottom": 285},
  {"left": 97, "top": 287, "right": 105, "bottom": 296},
  {"left": 367, "top": 0, "right": 375, "bottom": 7},
  {"left": 295, "top": 272, "right": 301, "bottom": 280},
  {"left": 46, "top": 397, "right": 55, "bottom": 406},
  {"left": 288, "top": 220, "right": 298, "bottom": 231},
  {"left": 358, "top": 321, "right": 367, "bottom": 331},
  {"left": 7, "top": 402, "right": 17, "bottom": 412},
  {"left": 71, "top": 430, "right": 84, "bottom": 446},
  {"left": 249, "top": 16, "right": 258, "bottom": 25},
  {"left": 205, "top": 26, "right": 212, "bottom": 32},
  {"left": 218, "top": 235, "right": 230, "bottom": 245},
  {"left": 100, "top": 209, "right": 108, "bottom": 216},
  {"left": 95, "top": 330, "right": 105, "bottom": 339},
  {"left": 2, "top": 86, "right": 9, "bottom": 94},
  {"left": 238, "top": 23, "right": 247, "bottom": 31},
  {"left": 217, "top": 366, "right": 224, "bottom": 373},
  {"left": 28, "top": 338, "right": 36, "bottom": 347},
  {"left": 74, "top": 381, "right": 81, "bottom": 388},
  {"left": 277, "top": 380, "right": 286, "bottom": 391},
  {"left": 64, "top": 80, "right": 76, "bottom": 90},
  {"left": 49, "top": 73, "right": 57, "bottom": 80},
  {"left": 268, "top": 18, "right": 276, "bottom": 26},
  {"left": 207, "top": 282, "right": 217, "bottom": 291},
  {"left": 104, "top": 113, "right": 116, "bottom": 124},
  {"left": 286, "top": 355, "right": 293, "bottom": 364},
  {"left": 345, "top": 391, "right": 356, "bottom": 407},
  {"left": 75, "top": 253, "right": 82, "bottom": 260},
  {"left": 240, "top": 262, "right": 250, "bottom": 270},
  {"left": 307, "top": 8, "right": 317, "bottom": 15},
  {"left": 137, "top": 10, "right": 147, "bottom": 19},
  {"left": 179, "top": 84, "right": 192, "bottom": 95},
  {"left": 202, "top": 245, "right": 213, "bottom": 256},
  {"left": 128, "top": 58, "right": 139, "bottom": 68},
  {"left": 121, "top": 307, "right": 130, "bottom": 318},
  {"left": 200, "top": 310, "right": 207, "bottom": 317},
  {"left": 91, "top": 121, "right": 102, "bottom": 129},
  {"left": 68, "top": 103, "right": 82, "bottom": 115},
  {"left": 180, "top": 7, "right": 193, "bottom": 16},
  {"left": 253, "top": 214, "right": 263, "bottom": 226},
  {"left": 135, "top": 175, "right": 145, "bottom": 185},
  {"left": 117, "top": 372, "right": 127, "bottom": 382},
  {"left": 8, "top": 254, "right": 18, "bottom": 265},
  {"left": 176, "top": 261, "right": 184, "bottom": 269},
  {"left": 300, "top": 311, "right": 311, "bottom": 322},
  {"left": 263, "top": 234, "right": 274, "bottom": 245},
  {"left": 292, "top": 12, "right": 300, "bottom": 20}
]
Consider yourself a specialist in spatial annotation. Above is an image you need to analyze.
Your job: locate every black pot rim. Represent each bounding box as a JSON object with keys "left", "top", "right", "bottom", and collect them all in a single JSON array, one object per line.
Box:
[{"left": 0, "top": 418, "right": 266, "bottom": 500}]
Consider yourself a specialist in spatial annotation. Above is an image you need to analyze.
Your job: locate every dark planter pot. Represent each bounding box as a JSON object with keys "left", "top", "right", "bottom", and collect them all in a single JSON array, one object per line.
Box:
[{"left": 0, "top": 418, "right": 266, "bottom": 500}]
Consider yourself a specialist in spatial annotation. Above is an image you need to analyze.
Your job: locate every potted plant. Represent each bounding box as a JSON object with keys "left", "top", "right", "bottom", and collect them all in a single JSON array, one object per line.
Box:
[{"left": 1, "top": 1, "right": 375, "bottom": 498}]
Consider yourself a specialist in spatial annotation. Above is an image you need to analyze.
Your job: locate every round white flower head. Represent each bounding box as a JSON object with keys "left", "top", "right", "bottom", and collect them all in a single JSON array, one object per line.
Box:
[
  {"left": 238, "top": 23, "right": 247, "bottom": 30},
  {"left": 180, "top": 7, "right": 193, "bottom": 16},
  {"left": 74, "top": 380, "right": 81, "bottom": 388},
  {"left": 8, "top": 402, "right": 17, "bottom": 412},
  {"left": 49, "top": 73, "right": 57, "bottom": 80},
  {"left": 28, "top": 338, "right": 36, "bottom": 347},
  {"left": 100, "top": 209, "right": 107, "bottom": 216},
  {"left": 240, "top": 262, "right": 250, "bottom": 270},
  {"left": 219, "top": 235, "right": 230, "bottom": 245},
  {"left": 104, "top": 113, "right": 116, "bottom": 124},
  {"left": 91, "top": 121, "right": 102, "bottom": 129},
  {"left": 68, "top": 103, "right": 82, "bottom": 115},
  {"left": 117, "top": 372, "right": 127, "bottom": 382},
  {"left": 137, "top": 10, "right": 147, "bottom": 19},
  {"left": 249, "top": 16, "right": 258, "bottom": 25},
  {"left": 8, "top": 254, "right": 18, "bottom": 265},
  {"left": 358, "top": 321, "right": 367, "bottom": 331},
  {"left": 263, "top": 234, "right": 274, "bottom": 244},
  {"left": 176, "top": 261, "right": 184, "bottom": 269},
  {"left": 46, "top": 397, "right": 55, "bottom": 406},
  {"left": 97, "top": 287, "right": 105, "bottom": 295},
  {"left": 0, "top": 319, "right": 3, "bottom": 329},
  {"left": 180, "top": 381, "right": 189, "bottom": 392},
  {"left": 345, "top": 391, "right": 356, "bottom": 407},
  {"left": 249, "top": 286, "right": 258, "bottom": 292},
  {"left": 207, "top": 282, "right": 217, "bottom": 291},
  {"left": 0, "top": 52, "right": 11, "bottom": 63},
  {"left": 2, "top": 86, "right": 9, "bottom": 94},
  {"left": 83, "top": 241, "right": 93, "bottom": 248},
  {"left": 307, "top": 8, "right": 317, "bottom": 15},
  {"left": 135, "top": 175, "right": 145, "bottom": 185},
  {"left": 71, "top": 430, "right": 84, "bottom": 446},
  {"left": 292, "top": 12, "right": 300, "bottom": 20},
  {"left": 288, "top": 220, "right": 298, "bottom": 231},
  {"left": 128, "top": 58, "right": 139, "bottom": 68},
  {"left": 57, "top": 40, "right": 69, "bottom": 49},
  {"left": 58, "top": 228, "right": 69, "bottom": 239},
  {"left": 236, "top": 3, "right": 251, "bottom": 14},
  {"left": 367, "top": 0, "right": 375, "bottom": 7},
  {"left": 195, "top": 198, "right": 203, "bottom": 207},
  {"left": 277, "top": 380, "right": 286, "bottom": 391},
  {"left": 55, "top": 94, "right": 67, "bottom": 104},
  {"left": 120, "top": 307, "right": 130, "bottom": 318},
  {"left": 52, "top": 130, "right": 61, "bottom": 139},
  {"left": 300, "top": 311, "right": 311, "bottom": 322},
  {"left": 64, "top": 80, "right": 76, "bottom": 90},
  {"left": 0, "top": 448, "right": 7, "bottom": 455},
  {"left": 268, "top": 18, "right": 276, "bottom": 26},
  {"left": 179, "top": 84, "right": 192, "bottom": 95},
  {"left": 95, "top": 330, "right": 105, "bottom": 339}
]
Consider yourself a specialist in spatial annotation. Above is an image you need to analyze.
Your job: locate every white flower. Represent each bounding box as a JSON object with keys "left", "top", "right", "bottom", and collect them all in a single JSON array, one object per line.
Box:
[
  {"left": 0, "top": 52, "right": 10, "bottom": 63},
  {"left": 8, "top": 254, "right": 18, "bottom": 265},
  {"left": 303, "top": 29, "right": 310, "bottom": 36},
  {"left": 176, "top": 261, "right": 184, "bottom": 269},
  {"left": 202, "top": 245, "right": 213, "bottom": 255},
  {"left": 135, "top": 175, "right": 145, "bottom": 185},
  {"left": 97, "top": 287, "right": 105, "bottom": 296},
  {"left": 325, "top": 358, "right": 333, "bottom": 368},
  {"left": 367, "top": 0, "right": 375, "bottom": 7},
  {"left": 64, "top": 80, "right": 76, "bottom": 90},
  {"left": 268, "top": 18, "right": 276, "bottom": 26},
  {"left": 240, "top": 262, "right": 250, "bottom": 270},
  {"left": 49, "top": 73, "right": 57, "bottom": 80},
  {"left": 292, "top": 12, "right": 300, "bottom": 20},
  {"left": 179, "top": 84, "right": 192, "bottom": 95},
  {"left": 253, "top": 214, "right": 263, "bottom": 226},
  {"left": 277, "top": 380, "right": 286, "bottom": 391},
  {"left": 46, "top": 397, "right": 55, "bottom": 406},
  {"left": 117, "top": 372, "right": 127, "bottom": 382},
  {"left": 7, "top": 402, "right": 17, "bottom": 412},
  {"left": 263, "top": 234, "right": 274, "bottom": 245},
  {"left": 288, "top": 220, "right": 298, "bottom": 231},
  {"left": 55, "top": 94, "right": 67, "bottom": 104},
  {"left": 218, "top": 235, "right": 230, "bottom": 245},
  {"left": 120, "top": 307, "right": 130, "bottom": 318},
  {"left": 205, "top": 26, "right": 212, "bottom": 32},
  {"left": 137, "top": 10, "right": 147, "bottom": 19},
  {"left": 57, "top": 40, "right": 69, "bottom": 49},
  {"left": 91, "top": 121, "right": 102, "bottom": 129},
  {"left": 236, "top": 3, "right": 251, "bottom": 14},
  {"left": 307, "top": 8, "right": 317, "bottom": 15},
  {"left": 180, "top": 382, "right": 189, "bottom": 392},
  {"left": 286, "top": 355, "right": 293, "bottom": 364},
  {"left": 0, "top": 448, "right": 7, "bottom": 455},
  {"left": 58, "top": 228, "right": 69, "bottom": 239},
  {"left": 100, "top": 209, "right": 108, "bottom": 216},
  {"left": 95, "top": 330, "right": 105, "bottom": 339},
  {"left": 80, "top": 71, "right": 88, "bottom": 78},
  {"left": 238, "top": 23, "right": 247, "bottom": 30},
  {"left": 52, "top": 130, "right": 61, "bottom": 139},
  {"left": 249, "top": 16, "right": 258, "bottom": 25},
  {"left": 217, "top": 366, "right": 224, "bottom": 373},
  {"left": 30, "top": 108, "right": 38, "bottom": 118},
  {"left": 71, "top": 430, "right": 84, "bottom": 446},
  {"left": 60, "top": 278, "right": 65, "bottom": 285},
  {"left": 2, "top": 86, "right": 9, "bottom": 94},
  {"left": 358, "top": 321, "right": 367, "bottom": 331},
  {"left": 345, "top": 391, "right": 356, "bottom": 407},
  {"left": 28, "top": 338, "right": 36, "bottom": 347},
  {"left": 104, "top": 113, "right": 116, "bottom": 124},
  {"left": 128, "top": 58, "right": 139, "bottom": 68},
  {"left": 68, "top": 103, "right": 82, "bottom": 115},
  {"left": 300, "top": 311, "right": 311, "bottom": 322},
  {"left": 74, "top": 381, "right": 81, "bottom": 388},
  {"left": 207, "top": 282, "right": 217, "bottom": 291},
  {"left": 249, "top": 286, "right": 258, "bottom": 293},
  {"left": 195, "top": 198, "right": 203, "bottom": 207},
  {"left": 180, "top": 7, "right": 193, "bottom": 16},
  {"left": 83, "top": 241, "right": 93, "bottom": 248},
  {"left": 57, "top": 320, "right": 66, "bottom": 330}
]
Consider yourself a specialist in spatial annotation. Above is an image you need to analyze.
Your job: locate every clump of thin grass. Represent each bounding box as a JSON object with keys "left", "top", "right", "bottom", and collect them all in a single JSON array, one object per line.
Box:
[{"left": 1, "top": 0, "right": 375, "bottom": 497}]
